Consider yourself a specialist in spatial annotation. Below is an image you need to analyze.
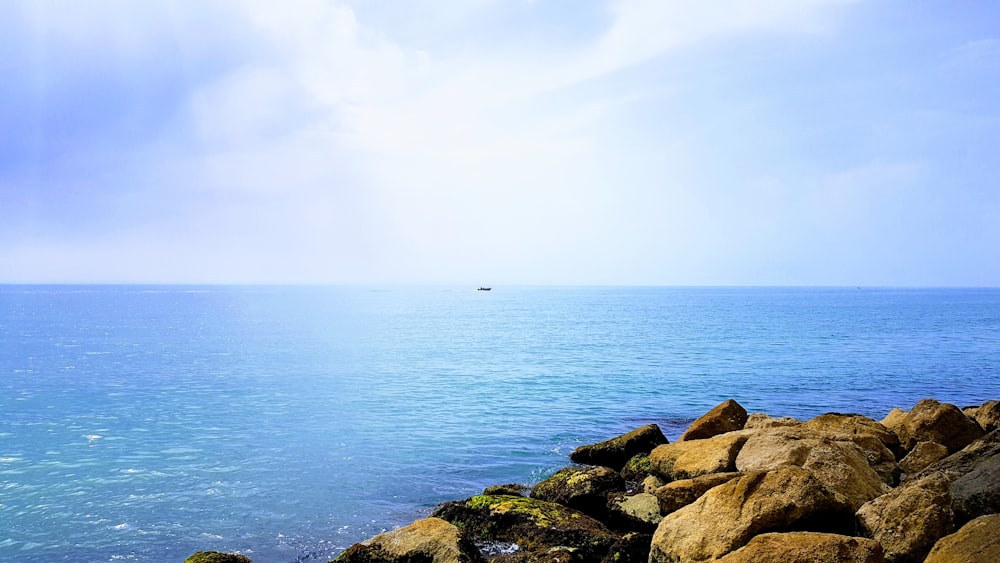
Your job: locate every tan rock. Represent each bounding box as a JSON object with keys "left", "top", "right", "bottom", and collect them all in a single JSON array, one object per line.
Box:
[
  {"left": 652, "top": 472, "right": 741, "bottom": 515},
  {"left": 899, "top": 441, "right": 949, "bottom": 475},
  {"left": 334, "top": 517, "right": 485, "bottom": 563},
  {"left": 856, "top": 472, "right": 955, "bottom": 563},
  {"left": 744, "top": 412, "right": 800, "bottom": 430},
  {"left": 799, "top": 439, "right": 890, "bottom": 510},
  {"left": 924, "top": 513, "right": 1000, "bottom": 563},
  {"left": 649, "top": 432, "right": 748, "bottom": 480},
  {"left": 964, "top": 399, "right": 1000, "bottom": 432},
  {"left": 891, "top": 399, "right": 984, "bottom": 454},
  {"left": 608, "top": 492, "right": 662, "bottom": 529},
  {"left": 716, "top": 532, "right": 885, "bottom": 563},
  {"left": 802, "top": 413, "right": 903, "bottom": 457},
  {"left": 640, "top": 474, "right": 666, "bottom": 493},
  {"left": 735, "top": 426, "right": 819, "bottom": 471},
  {"left": 679, "top": 399, "right": 748, "bottom": 441},
  {"left": 649, "top": 466, "right": 855, "bottom": 563}
]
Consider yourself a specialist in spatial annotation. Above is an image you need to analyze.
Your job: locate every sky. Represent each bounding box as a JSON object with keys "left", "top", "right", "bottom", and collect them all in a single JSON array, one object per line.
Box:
[{"left": 1, "top": 0, "right": 998, "bottom": 286}]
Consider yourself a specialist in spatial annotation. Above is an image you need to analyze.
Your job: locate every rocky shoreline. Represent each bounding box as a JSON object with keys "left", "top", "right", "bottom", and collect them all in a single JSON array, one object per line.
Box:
[{"left": 188, "top": 398, "right": 1000, "bottom": 563}]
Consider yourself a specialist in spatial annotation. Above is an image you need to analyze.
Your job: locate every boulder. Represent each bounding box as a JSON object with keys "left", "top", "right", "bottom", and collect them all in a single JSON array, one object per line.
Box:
[
  {"left": 431, "top": 495, "right": 617, "bottom": 563},
  {"left": 880, "top": 408, "right": 908, "bottom": 436},
  {"left": 607, "top": 492, "right": 662, "bottom": 531},
  {"left": 185, "top": 553, "right": 252, "bottom": 563},
  {"left": 619, "top": 454, "right": 652, "bottom": 485},
  {"left": 744, "top": 413, "right": 800, "bottom": 430},
  {"left": 798, "top": 439, "right": 889, "bottom": 510},
  {"left": 484, "top": 484, "right": 530, "bottom": 497},
  {"left": 801, "top": 413, "right": 904, "bottom": 459},
  {"left": 916, "top": 429, "right": 1000, "bottom": 523},
  {"left": 716, "top": 532, "right": 885, "bottom": 563},
  {"left": 679, "top": 399, "right": 748, "bottom": 441},
  {"left": 889, "top": 399, "right": 984, "bottom": 454},
  {"left": 898, "top": 441, "right": 948, "bottom": 476},
  {"left": 333, "top": 517, "right": 485, "bottom": 563},
  {"left": 856, "top": 472, "right": 955, "bottom": 563},
  {"left": 530, "top": 466, "right": 625, "bottom": 519},
  {"left": 649, "top": 432, "right": 748, "bottom": 480},
  {"left": 652, "top": 472, "right": 741, "bottom": 515},
  {"left": 648, "top": 466, "right": 855, "bottom": 563},
  {"left": 569, "top": 424, "right": 668, "bottom": 471},
  {"left": 923, "top": 513, "right": 1000, "bottom": 563},
  {"left": 963, "top": 399, "right": 1000, "bottom": 432},
  {"left": 640, "top": 474, "right": 666, "bottom": 494}
]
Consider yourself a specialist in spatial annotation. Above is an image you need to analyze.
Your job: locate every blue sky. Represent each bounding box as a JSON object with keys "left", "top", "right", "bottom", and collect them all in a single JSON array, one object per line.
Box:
[{"left": 1, "top": 0, "right": 998, "bottom": 285}]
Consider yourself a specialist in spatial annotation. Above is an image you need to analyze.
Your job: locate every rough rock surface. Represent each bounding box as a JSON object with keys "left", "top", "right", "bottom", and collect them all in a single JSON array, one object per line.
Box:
[
  {"left": 185, "top": 553, "right": 252, "bottom": 563},
  {"left": 640, "top": 474, "right": 665, "bottom": 493},
  {"left": 607, "top": 492, "right": 662, "bottom": 531},
  {"left": 431, "top": 495, "right": 617, "bottom": 563},
  {"left": 801, "top": 413, "right": 902, "bottom": 455},
  {"left": 333, "top": 517, "right": 485, "bottom": 563},
  {"left": 599, "top": 533, "right": 651, "bottom": 563},
  {"left": 530, "top": 466, "right": 624, "bottom": 519},
  {"left": 569, "top": 424, "right": 668, "bottom": 471},
  {"left": 744, "top": 413, "right": 800, "bottom": 430},
  {"left": 652, "top": 472, "right": 741, "bottom": 515},
  {"left": 965, "top": 400, "right": 1000, "bottom": 432},
  {"left": 917, "top": 429, "right": 1000, "bottom": 523},
  {"left": 649, "top": 432, "right": 748, "bottom": 480},
  {"left": 899, "top": 441, "right": 949, "bottom": 476},
  {"left": 649, "top": 466, "right": 855, "bottom": 563},
  {"left": 484, "top": 484, "right": 530, "bottom": 497},
  {"left": 889, "top": 399, "right": 984, "bottom": 453},
  {"left": 715, "top": 532, "right": 885, "bottom": 563},
  {"left": 619, "top": 454, "right": 652, "bottom": 484},
  {"left": 923, "top": 513, "right": 1000, "bottom": 563},
  {"left": 856, "top": 473, "right": 955, "bottom": 563},
  {"left": 678, "top": 399, "right": 748, "bottom": 441}
]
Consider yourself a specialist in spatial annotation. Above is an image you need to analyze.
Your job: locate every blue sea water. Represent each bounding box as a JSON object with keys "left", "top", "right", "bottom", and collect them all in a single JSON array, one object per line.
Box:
[{"left": 1, "top": 285, "right": 999, "bottom": 562}]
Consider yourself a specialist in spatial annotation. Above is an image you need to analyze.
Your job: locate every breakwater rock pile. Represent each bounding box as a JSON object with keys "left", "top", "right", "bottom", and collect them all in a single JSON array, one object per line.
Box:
[{"left": 189, "top": 398, "right": 1000, "bottom": 563}]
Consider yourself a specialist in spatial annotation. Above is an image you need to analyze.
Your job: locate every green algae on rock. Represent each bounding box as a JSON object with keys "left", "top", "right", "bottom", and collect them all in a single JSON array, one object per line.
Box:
[{"left": 184, "top": 552, "right": 252, "bottom": 563}]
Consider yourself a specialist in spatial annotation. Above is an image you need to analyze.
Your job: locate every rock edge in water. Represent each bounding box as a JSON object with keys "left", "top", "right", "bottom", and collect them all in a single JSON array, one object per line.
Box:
[{"left": 188, "top": 397, "right": 999, "bottom": 563}]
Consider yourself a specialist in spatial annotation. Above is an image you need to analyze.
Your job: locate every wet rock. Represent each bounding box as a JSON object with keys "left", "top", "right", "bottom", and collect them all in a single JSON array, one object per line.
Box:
[
  {"left": 678, "top": 399, "right": 748, "bottom": 441},
  {"left": 899, "top": 441, "right": 948, "bottom": 476},
  {"left": 618, "top": 454, "right": 652, "bottom": 485},
  {"left": 185, "top": 553, "right": 252, "bottom": 563},
  {"left": 493, "top": 546, "right": 584, "bottom": 563},
  {"left": 649, "top": 466, "right": 855, "bottom": 563},
  {"left": 484, "top": 484, "right": 530, "bottom": 497},
  {"left": 431, "top": 495, "right": 618, "bottom": 563},
  {"left": 569, "top": 424, "right": 668, "bottom": 471},
  {"left": 716, "top": 532, "right": 884, "bottom": 563},
  {"left": 888, "top": 399, "right": 984, "bottom": 454},
  {"left": 856, "top": 473, "right": 955, "bottom": 563},
  {"left": 652, "top": 472, "right": 741, "bottom": 515},
  {"left": 923, "top": 513, "right": 1000, "bottom": 563},
  {"left": 649, "top": 432, "right": 748, "bottom": 480},
  {"left": 530, "top": 466, "right": 625, "bottom": 520},
  {"left": 333, "top": 517, "right": 485, "bottom": 563},
  {"left": 599, "top": 532, "right": 651, "bottom": 563}
]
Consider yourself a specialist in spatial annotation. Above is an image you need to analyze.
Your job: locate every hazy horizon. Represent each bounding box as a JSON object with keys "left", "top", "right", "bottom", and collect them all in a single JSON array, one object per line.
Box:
[{"left": 3, "top": 1, "right": 998, "bottom": 286}]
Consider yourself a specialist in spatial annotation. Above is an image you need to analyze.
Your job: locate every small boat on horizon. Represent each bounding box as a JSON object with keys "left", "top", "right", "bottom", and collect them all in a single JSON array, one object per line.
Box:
[{"left": 478, "top": 287, "right": 492, "bottom": 291}]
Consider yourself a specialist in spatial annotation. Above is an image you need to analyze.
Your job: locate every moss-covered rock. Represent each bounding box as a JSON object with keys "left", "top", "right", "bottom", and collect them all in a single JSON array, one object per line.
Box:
[
  {"left": 570, "top": 424, "right": 667, "bottom": 471},
  {"left": 431, "top": 495, "right": 618, "bottom": 563},
  {"left": 484, "top": 483, "right": 531, "bottom": 497},
  {"left": 184, "top": 552, "right": 252, "bottom": 563},
  {"left": 618, "top": 454, "right": 652, "bottom": 485},
  {"left": 531, "top": 466, "right": 624, "bottom": 520}
]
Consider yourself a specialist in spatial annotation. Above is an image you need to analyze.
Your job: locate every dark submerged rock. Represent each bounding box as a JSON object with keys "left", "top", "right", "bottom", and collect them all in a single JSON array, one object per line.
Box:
[
  {"left": 484, "top": 483, "right": 530, "bottom": 497},
  {"left": 530, "top": 466, "right": 625, "bottom": 520},
  {"left": 569, "top": 424, "right": 667, "bottom": 471},
  {"left": 431, "top": 495, "right": 618, "bottom": 563},
  {"left": 599, "top": 532, "right": 652, "bottom": 563}
]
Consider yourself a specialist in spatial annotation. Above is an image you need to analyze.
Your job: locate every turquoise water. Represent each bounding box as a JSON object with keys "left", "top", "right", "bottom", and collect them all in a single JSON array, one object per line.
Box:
[{"left": 2, "top": 286, "right": 999, "bottom": 562}]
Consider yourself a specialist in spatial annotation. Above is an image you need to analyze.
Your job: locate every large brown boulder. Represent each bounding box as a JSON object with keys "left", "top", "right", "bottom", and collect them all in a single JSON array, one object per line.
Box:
[
  {"left": 887, "top": 399, "right": 984, "bottom": 454},
  {"left": 649, "top": 432, "right": 748, "bottom": 480},
  {"left": 652, "top": 472, "right": 741, "bottom": 515},
  {"left": 569, "top": 424, "right": 668, "bottom": 471},
  {"left": 648, "top": 466, "right": 855, "bottom": 563},
  {"left": 923, "top": 513, "right": 1000, "bottom": 563},
  {"left": 333, "top": 517, "right": 485, "bottom": 563},
  {"left": 963, "top": 399, "right": 1000, "bottom": 432},
  {"left": 801, "top": 413, "right": 902, "bottom": 456},
  {"left": 744, "top": 413, "right": 800, "bottom": 430},
  {"left": 856, "top": 473, "right": 956, "bottom": 563},
  {"left": 679, "top": 400, "right": 748, "bottom": 441},
  {"left": 716, "top": 532, "right": 885, "bottom": 563},
  {"left": 530, "top": 466, "right": 625, "bottom": 519},
  {"left": 431, "top": 495, "right": 618, "bottom": 563}
]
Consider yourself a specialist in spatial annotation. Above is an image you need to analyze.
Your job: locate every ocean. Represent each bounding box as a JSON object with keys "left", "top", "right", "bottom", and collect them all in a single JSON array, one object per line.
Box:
[{"left": 2, "top": 285, "right": 999, "bottom": 562}]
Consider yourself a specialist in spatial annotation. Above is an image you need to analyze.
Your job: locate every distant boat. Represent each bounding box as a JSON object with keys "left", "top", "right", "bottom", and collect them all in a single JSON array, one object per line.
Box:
[{"left": 478, "top": 287, "right": 492, "bottom": 291}]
